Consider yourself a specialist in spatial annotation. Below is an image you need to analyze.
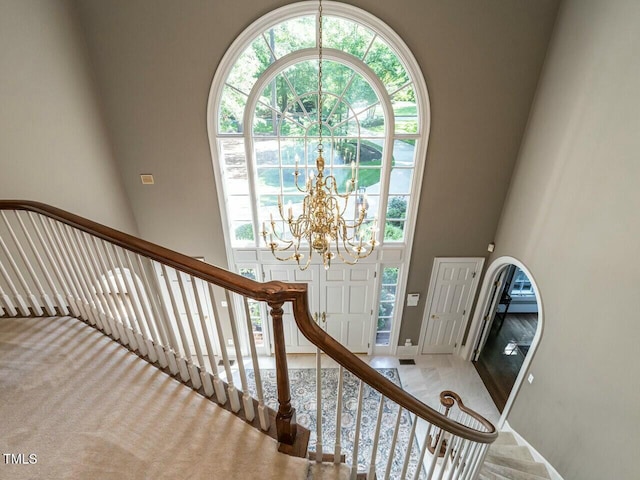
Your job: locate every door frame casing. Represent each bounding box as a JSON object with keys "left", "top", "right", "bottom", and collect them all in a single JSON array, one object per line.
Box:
[
  {"left": 462, "top": 255, "right": 544, "bottom": 428},
  {"left": 418, "top": 257, "right": 485, "bottom": 356}
]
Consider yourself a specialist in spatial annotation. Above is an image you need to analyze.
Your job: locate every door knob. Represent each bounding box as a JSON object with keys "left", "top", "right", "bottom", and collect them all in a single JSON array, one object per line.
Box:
[{"left": 321, "top": 312, "right": 326, "bottom": 323}]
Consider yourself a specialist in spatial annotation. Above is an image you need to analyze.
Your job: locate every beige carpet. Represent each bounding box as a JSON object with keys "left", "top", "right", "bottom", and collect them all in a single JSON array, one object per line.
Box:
[{"left": 0, "top": 316, "right": 310, "bottom": 480}]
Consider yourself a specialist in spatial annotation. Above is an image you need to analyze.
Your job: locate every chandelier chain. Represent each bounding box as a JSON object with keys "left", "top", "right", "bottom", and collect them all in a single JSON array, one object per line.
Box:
[
  {"left": 318, "top": 0, "right": 323, "bottom": 151},
  {"left": 262, "top": 0, "right": 378, "bottom": 270}
]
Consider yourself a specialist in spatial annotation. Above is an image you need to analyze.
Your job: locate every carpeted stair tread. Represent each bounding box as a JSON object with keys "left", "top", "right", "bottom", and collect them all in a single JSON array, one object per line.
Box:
[
  {"left": 487, "top": 445, "right": 534, "bottom": 461},
  {"left": 482, "top": 462, "right": 551, "bottom": 480},
  {"left": 485, "top": 453, "right": 550, "bottom": 477},
  {"left": 491, "top": 432, "right": 518, "bottom": 446},
  {"left": 479, "top": 471, "right": 546, "bottom": 480},
  {"left": 307, "top": 462, "right": 351, "bottom": 480}
]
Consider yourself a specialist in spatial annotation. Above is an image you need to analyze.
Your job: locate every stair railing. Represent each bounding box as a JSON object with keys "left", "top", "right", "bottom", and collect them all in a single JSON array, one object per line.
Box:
[{"left": 0, "top": 200, "right": 496, "bottom": 479}]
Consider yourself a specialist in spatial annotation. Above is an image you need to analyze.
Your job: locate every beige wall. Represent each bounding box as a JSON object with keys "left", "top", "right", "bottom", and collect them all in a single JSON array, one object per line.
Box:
[
  {"left": 74, "top": 0, "right": 558, "bottom": 344},
  {"left": 0, "top": 0, "right": 137, "bottom": 234},
  {"left": 489, "top": 0, "right": 640, "bottom": 478}
]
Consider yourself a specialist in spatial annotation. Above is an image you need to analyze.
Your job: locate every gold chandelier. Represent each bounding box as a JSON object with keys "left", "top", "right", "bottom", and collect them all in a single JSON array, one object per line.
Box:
[{"left": 261, "top": 0, "right": 378, "bottom": 270}]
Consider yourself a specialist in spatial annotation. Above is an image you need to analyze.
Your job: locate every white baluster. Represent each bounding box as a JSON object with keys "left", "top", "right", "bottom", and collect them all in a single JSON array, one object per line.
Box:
[
  {"left": 86, "top": 234, "right": 127, "bottom": 339},
  {"left": 0, "top": 234, "right": 42, "bottom": 316},
  {"left": 208, "top": 283, "right": 240, "bottom": 412},
  {"left": 135, "top": 256, "right": 170, "bottom": 368},
  {"left": 0, "top": 277, "right": 18, "bottom": 316},
  {"left": 447, "top": 438, "right": 470, "bottom": 480},
  {"left": 426, "top": 425, "right": 447, "bottom": 479},
  {"left": 14, "top": 212, "right": 59, "bottom": 315},
  {"left": 242, "top": 296, "right": 268, "bottom": 430},
  {"left": 412, "top": 422, "right": 435, "bottom": 480},
  {"left": 225, "top": 290, "right": 253, "bottom": 421},
  {"left": 192, "top": 276, "right": 224, "bottom": 402},
  {"left": 0, "top": 212, "right": 46, "bottom": 315},
  {"left": 400, "top": 415, "right": 419, "bottom": 480},
  {"left": 435, "top": 433, "right": 456, "bottom": 480},
  {"left": 350, "top": 380, "right": 365, "bottom": 480},
  {"left": 149, "top": 260, "right": 181, "bottom": 374},
  {"left": 316, "top": 345, "right": 323, "bottom": 462},
  {"left": 176, "top": 271, "right": 202, "bottom": 389},
  {"left": 52, "top": 221, "right": 98, "bottom": 325},
  {"left": 385, "top": 406, "right": 403, "bottom": 479},
  {"left": 26, "top": 213, "right": 69, "bottom": 316},
  {"left": 40, "top": 217, "right": 83, "bottom": 319},
  {"left": 73, "top": 231, "right": 115, "bottom": 337},
  {"left": 113, "top": 246, "right": 148, "bottom": 357},
  {"left": 69, "top": 228, "right": 111, "bottom": 332},
  {"left": 334, "top": 366, "right": 344, "bottom": 464},
  {"left": 161, "top": 264, "right": 191, "bottom": 382},
  {"left": 367, "top": 394, "right": 385, "bottom": 479},
  {"left": 462, "top": 443, "right": 486, "bottom": 480},
  {"left": 123, "top": 251, "right": 158, "bottom": 363},
  {"left": 101, "top": 240, "right": 138, "bottom": 349},
  {"left": 0, "top": 256, "right": 28, "bottom": 316}
]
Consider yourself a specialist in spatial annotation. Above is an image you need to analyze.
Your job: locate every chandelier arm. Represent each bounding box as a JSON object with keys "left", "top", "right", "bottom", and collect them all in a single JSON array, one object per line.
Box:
[{"left": 333, "top": 234, "right": 360, "bottom": 265}]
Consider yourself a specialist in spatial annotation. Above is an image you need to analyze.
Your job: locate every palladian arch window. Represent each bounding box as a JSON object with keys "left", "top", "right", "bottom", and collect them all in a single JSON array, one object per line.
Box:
[{"left": 209, "top": 2, "right": 429, "bottom": 352}]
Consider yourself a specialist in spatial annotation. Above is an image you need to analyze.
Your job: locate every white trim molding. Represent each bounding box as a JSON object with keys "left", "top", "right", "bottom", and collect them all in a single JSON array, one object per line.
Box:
[
  {"left": 417, "top": 257, "right": 485, "bottom": 356},
  {"left": 463, "top": 256, "right": 544, "bottom": 428},
  {"left": 206, "top": 1, "right": 432, "bottom": 354}
]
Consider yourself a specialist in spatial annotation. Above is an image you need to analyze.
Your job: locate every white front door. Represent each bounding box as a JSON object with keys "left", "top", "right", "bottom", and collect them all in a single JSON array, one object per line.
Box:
[
  {"left": 420, "top": 258, "right": 484, "bottom": 354},
  {"left": 320, "top": 264, "right": 377, "bottom": 354},
  {"left": 263, "top": 265, "right": 317, "bottom": 353},
  {"left": 263, "top": 263, "right": 377, "bottom": 353}
]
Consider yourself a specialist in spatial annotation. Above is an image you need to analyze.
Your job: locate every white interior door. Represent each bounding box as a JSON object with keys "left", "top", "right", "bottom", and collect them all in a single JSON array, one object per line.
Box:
[
  {"left": 421, "top": 258, "right": 484, "bottom": 354},
  {"left": 320, "top": 264, "right": 377, "bottom": 354},
  {"left": 473, "top": 268, "right": 507, "bottom": 361}
]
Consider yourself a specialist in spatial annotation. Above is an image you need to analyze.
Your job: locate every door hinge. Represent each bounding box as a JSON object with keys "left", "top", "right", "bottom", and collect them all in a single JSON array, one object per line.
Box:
[
  {"left": 371, "top": 309, "right": 373, "bottom": 315},
  {"left": 472, "top": 271, "right": 477, "bottom": 278},
  {"left": 494, "top": 280, "right": 499, "bottom": 287},
  {"left": 454, "top": 343, "right": 458, "bottom": 348},
  {"left": 463, "top": 309, "right": 466, "bottom": 316},
  {"left": 368, "top": 343, "right": 370, "bottom": 348},
  {"left": 374, "top": 271, "right": 377, "bottom": 278}
]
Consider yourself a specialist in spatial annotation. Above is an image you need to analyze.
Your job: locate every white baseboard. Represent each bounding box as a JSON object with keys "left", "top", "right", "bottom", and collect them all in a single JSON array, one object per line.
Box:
[
  {"left": 502, "top": 421, "right": 564, "bottom": 480},
  {"left": 396, "top": 345, "right": 419, "bottom": 357}
]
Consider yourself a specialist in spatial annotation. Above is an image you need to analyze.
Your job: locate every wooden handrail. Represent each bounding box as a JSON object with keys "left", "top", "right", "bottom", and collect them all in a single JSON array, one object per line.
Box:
[{"left": 0, "top": 200, "right": 497, "bottom": 444}]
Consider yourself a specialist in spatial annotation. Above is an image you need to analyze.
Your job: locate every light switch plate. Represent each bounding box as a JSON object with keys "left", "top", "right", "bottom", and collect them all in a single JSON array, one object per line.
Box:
[{"left": 407, "top": 293, "right": 420, "bottom": 307}]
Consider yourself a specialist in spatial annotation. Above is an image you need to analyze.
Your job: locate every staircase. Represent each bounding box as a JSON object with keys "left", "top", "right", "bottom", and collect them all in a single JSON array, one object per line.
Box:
[
  {"left": 479, "top": 432, "right": 551, "bottom": 480},
  {"left": 0, "top": 200, "right": 503, "bottom": 479}
]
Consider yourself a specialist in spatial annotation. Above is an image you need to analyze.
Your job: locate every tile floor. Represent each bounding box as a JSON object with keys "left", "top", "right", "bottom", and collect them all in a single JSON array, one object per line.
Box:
[{"left": 231, "top": 352, "right": 500, "bottom": 426}]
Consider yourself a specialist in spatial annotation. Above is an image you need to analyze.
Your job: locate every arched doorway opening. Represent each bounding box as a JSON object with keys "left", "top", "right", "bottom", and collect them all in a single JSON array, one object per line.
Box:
[{"left": 464, "top": 256, "right": 543, "bottom": 426}]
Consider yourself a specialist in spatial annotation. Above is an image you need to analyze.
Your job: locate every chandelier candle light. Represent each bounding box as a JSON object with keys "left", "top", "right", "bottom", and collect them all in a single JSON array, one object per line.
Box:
[{"left": 261, "top": 0, "right": 378, "bottom": 270}]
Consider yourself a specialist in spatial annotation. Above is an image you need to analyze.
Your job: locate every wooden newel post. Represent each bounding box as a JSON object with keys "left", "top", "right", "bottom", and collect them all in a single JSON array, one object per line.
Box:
[{"left": 269, "top": 301, "right": 297, "bottom": 444}]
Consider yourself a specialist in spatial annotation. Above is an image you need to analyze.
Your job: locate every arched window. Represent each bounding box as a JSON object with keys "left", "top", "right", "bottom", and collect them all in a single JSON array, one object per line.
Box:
[{"left": 208, "top": 1, "right": 430, "bottom": 352}]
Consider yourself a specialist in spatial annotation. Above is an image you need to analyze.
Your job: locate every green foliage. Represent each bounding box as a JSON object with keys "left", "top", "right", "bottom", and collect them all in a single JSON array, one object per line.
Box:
[
  {"left": 386, "top": 197, "right": 407, "bottom": 227},
  {"left": 235, "top": 223, "right": 254, "bottom": 241},
  {"left": 382, "top": 268, "right": 399, "bottom": 285},
  {"left": 384, "top": 223, "right": 404, "bottom": 241},
  {"left": 366, "top": 39, "right": 410, "bottom": 92}
]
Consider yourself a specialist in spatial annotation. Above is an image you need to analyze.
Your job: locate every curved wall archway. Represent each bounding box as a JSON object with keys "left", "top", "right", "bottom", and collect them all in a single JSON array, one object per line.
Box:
[{"left": 464, "top": 256, "right": 544, "bottom": 427}]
